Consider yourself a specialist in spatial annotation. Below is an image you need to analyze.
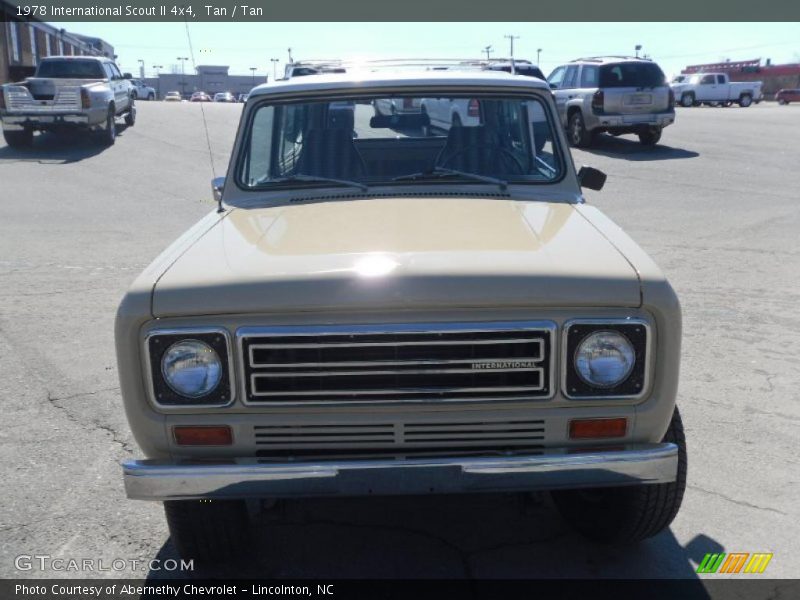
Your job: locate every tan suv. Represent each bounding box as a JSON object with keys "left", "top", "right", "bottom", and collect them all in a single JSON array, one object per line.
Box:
[
  {"left": 117, "top": 67, "right": 686, "bottom": 562},
  {"left": 548, "top": 56, "right": 675, "bottom": 147}
]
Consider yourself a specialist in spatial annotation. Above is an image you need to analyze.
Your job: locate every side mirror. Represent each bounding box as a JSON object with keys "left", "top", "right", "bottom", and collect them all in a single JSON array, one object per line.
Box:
[
  {"left": 577, "top": 166, "right": 606, "bottom": 191},
  {"left": 549, "top": 83, "right": 558, "bottom": 89},
  {"left": 122, "top": 72, "right": 133, "bottom": 80},
  {"left": 212, "top": 176, "right": 225, "bottom": 204}
]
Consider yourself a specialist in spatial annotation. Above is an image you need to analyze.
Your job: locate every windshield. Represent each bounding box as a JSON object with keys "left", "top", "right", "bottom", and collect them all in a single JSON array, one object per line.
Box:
[
  {"left": 599, "top": 62, "right": 666, "bottom": 88},
  {"left": 36, "top": 59, "right": 106, "bottom": 79},
  {"left": 238, "top": 92, "right": 562, "bottom": 190}
]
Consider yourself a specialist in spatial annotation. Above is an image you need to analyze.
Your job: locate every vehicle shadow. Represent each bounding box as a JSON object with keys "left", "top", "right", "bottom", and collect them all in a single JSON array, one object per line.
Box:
[
  {"left": 143, "top": 492, "right": 721, "bottom": 585},
  {"left": 581, "top": 134, "right": 699, "bottom": 162},
  {"left": 0, "top": 124, "right": 130, "bottom": 164}
]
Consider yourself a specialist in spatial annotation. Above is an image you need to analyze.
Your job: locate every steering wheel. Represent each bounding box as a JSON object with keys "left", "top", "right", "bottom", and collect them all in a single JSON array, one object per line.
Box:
[{"left": 439, "top": 144, "right": 526, "bottom": 174}]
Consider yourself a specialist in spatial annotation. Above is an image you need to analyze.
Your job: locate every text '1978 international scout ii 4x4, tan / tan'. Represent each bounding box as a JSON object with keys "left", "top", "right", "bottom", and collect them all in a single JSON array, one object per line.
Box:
[{"left": 116, "top": 66, "right": 686, "bottom": 563}]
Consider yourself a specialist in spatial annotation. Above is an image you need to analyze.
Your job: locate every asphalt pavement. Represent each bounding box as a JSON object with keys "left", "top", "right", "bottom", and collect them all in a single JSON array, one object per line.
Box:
[{"left": 1, "top": 101, "right": 798, "bottom": 582}]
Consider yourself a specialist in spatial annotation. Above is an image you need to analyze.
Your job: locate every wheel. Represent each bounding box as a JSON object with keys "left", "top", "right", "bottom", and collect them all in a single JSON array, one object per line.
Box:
[
  {"left": 738, "top": 94, "right": 752, "bottom": 108},
  {"left": 164, "top": 499, "right": 253, "bottom": 563},
  {"left": 680, "top": 93, "right": 694, "bottom": 107},
  {"left": 100, "top": 106, "right": 116, "bottom": 146},
  {"left": 2, "top": 127, "right": 34, "bottom": 148},
  {"left": 568, "top": 111, "right": 592, "bottom": 147},
  {"left": 552, "top": 406, "right": 687, "bottom": 544},
  {"left": 131, "top": 90, "right": 138, "bottom": 100},
  {"left": 778, "top": 98, "right": 787, "bottom": 105},
  {"left": 638, "top": 127, "right": 662, "bottom": 146},
  {"left": 147, "top": 93, "right": 155, "bottom": 101},
  {"left": 124, "top": 100, "right": 136, "bottom": 127},
  {"left": 722, "top": 101, "right": 733, "bottom": 107}
]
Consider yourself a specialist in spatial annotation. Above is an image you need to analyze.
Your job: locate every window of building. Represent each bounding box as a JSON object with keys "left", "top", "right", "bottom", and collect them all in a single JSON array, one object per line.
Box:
[
  {"left": 29, "top": 24, "right": 37, "bottom": 66},
  {"left": 45, "top": 34, "right": 52, "bottom": 57},
  {"left": 8, "top": 21, "right": 20, "bottom": 62}
]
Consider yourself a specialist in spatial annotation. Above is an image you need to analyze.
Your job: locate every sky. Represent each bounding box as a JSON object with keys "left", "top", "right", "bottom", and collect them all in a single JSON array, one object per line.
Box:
[{"left": 50, "top": 22, "right": 800, "bottom": 80}]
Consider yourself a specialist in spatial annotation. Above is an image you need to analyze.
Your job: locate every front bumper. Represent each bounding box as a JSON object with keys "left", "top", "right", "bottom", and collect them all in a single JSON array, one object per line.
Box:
[{"left": 122, "top": 443, "right": 678, "bottom": 501}]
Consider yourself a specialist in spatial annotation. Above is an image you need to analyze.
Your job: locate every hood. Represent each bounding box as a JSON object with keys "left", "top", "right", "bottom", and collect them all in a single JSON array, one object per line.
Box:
[{"left": 152, "top": 198, "right": 641, "bottom": 317}]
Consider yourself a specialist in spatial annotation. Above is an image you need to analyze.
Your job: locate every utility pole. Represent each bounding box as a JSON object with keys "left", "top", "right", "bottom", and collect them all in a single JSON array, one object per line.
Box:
[
  {"left": 152, "top": 64, "right": 163, "bottom": 99},
  {"left": 537, "top": 48, "right": 542, "bottom": 65},
  {"left": 504, "top": 34, "right": 519, "bottom": 74},
  {"left": 177, "top": 56, "right": 189, "bottom": 98},
  {"left": 483, "top": 45, "right": 493, "bottom": 60},
  {"left": 635, "top": 44, "right": 642, "bottom": 58},
  {"left": 270, "top": 58, "right": 279, "bottom": 81},
  {"left": 250, "top": 67, "right": 257, "bottom": 87},
  {"left": 137, "top": 59, "right": 144, "bottom": 79},
  {"left": 287, "top": 47, "right": 293, "bottom": 63}
]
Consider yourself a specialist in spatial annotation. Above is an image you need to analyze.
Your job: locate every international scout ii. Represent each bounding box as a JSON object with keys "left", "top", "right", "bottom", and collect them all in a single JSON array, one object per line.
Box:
[{"left": 117, "top": 68, "right": 686, "bottom": 562}]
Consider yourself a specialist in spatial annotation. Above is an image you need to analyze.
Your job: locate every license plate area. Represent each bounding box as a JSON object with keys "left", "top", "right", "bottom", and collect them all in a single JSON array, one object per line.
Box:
[{"left": 625, "top": 93, "right": 653, "bottom": 106}]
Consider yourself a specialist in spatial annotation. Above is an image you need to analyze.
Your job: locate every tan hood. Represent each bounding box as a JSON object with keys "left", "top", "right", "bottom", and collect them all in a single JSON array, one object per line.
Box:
[{"left": 152, "top": 198, "right": 640, "bottom": 317}]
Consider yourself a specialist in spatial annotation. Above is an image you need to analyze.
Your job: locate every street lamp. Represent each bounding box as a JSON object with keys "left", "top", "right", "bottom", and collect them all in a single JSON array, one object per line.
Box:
[
  {"left": 137, "top": 59, "right": 144, "bottom": 79},
  {"left": 537, "top": 48, "right": 542, "bottom": 65},
  {"left": 152, "top": 64, "right": 163, "bottom": 99},
  {"left": 250, "top": 67, "right": 257, "bottom": 87},
  {"left": 270, "top": 58, "right": 279, "bottom": 81},
  {"left": 177, "top": 56, "right": 189, "bottom": 98},
  {"left": 483, "top": 45, "right": 493, "bottom": 60},
  {"left": 504, "top": 34, "right": 519, "bottom": 74},
  {"left": 635, "top": 44, "right": 642, "bottom": 58}
]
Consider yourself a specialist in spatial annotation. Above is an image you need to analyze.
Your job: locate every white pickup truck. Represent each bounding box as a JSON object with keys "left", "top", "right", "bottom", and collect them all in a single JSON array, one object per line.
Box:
[
  {"left": 671, "top": 73, "right": 763, "bottom": 108},
  {"left": 0, "top": 55, "right": 136, "bottom": 147}
]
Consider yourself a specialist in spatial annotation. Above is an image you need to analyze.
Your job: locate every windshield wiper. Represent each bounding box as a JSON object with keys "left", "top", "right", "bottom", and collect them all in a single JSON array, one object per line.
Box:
[
  {"left": 393, "top": 167, "right": 507, "bottom": 190},
  {"left": 262, "top": 174, "right": 368, "bottom": 191}
]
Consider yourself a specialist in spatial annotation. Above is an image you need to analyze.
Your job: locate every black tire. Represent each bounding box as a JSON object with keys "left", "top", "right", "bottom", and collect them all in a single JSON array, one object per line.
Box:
[
  {"left": 131, "top": 90, "right": 138, "bottom": 100},
  {"left": 164, "top": 499, "right": 253, "bottom": 563},
  {"left": 638, "top": 127, "right": 662, "bottom": 146},
  {"left": 680, "top": 93, "right": 694, "bottom": 108},
  {"left": 568, "top": 111, "right": 592, "bottom": 148},
  {"left": 552, "top": 406, "right": 687, "bottom": 544},
  {"left": 778, "top": 98, "right": 787, "bottom": 105},
  {"left": 100, "top": 106, "right": 116, "bottom": 146},
  {"left": 2, "top": 127, "right": 34, "bottom": 148},
  {"left": 124, "top": 100, "right": 136, "bottom": 127},
  {"left": 738, "top": 94, "right": 752, "bottom": 108},
  {"left": 147, "top": 93, "right": 155, "bottom": 101}
]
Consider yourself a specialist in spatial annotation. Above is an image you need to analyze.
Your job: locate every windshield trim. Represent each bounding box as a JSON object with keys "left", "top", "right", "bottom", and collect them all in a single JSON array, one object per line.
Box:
[{"left": 232, "top": 86, "right": 567, "bottom": 195}]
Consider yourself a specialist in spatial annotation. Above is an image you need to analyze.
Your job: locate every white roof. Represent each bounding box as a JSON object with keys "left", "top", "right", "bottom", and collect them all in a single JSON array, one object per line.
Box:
[{"left": 249, "top": 69, "right": 549, "bottom": 98}]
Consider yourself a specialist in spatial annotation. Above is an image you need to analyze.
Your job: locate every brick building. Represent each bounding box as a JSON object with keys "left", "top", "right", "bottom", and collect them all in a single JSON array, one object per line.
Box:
[{"left": 1, "top": 1, "right": 113, "bottom": 84}]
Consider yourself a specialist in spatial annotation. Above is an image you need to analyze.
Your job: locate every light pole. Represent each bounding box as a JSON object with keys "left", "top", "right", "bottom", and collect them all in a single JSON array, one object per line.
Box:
[
  {"left": 537, "top": 48, "right": 542, "bottom": 65},
  {"left": 177, "top": 56, "right": 189, "bottom": 98},
  {"left": 635, "top": 44, "right": 642, "bottom": 58},
  {"left": 270, "top": 58, "right": 279, "bottom": 81},
  {"left": 250, "top": 67, "right": 257, "bottom": 88},
  {"left": 152, "top": 64, "right": 163, "bottom": 99},
  {"left": 504, "top": 34, "right": 519, "bottom": 74},
  {"left": 287, "top": 47, "right": 293, "bottom": 63},
  {"left": 137, "top": 59, "right": 144, "bottom": 79},
  {"left": 483, "top": 45, "right": 493, "bottom": 60}
]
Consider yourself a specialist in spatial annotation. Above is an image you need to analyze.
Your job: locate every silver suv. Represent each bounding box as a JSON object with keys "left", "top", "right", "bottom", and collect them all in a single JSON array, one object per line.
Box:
[{"left": 548, "top": 57, "right": 675, "bottom": 147}]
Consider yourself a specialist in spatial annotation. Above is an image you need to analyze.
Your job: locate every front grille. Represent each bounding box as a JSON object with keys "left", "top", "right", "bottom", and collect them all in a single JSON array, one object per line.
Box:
[
  {"left": 239, "top": 322, "right": 553, "bottom": 404},
  {"left": 253, "top": 418, "right": 546, "bottom": 460}
]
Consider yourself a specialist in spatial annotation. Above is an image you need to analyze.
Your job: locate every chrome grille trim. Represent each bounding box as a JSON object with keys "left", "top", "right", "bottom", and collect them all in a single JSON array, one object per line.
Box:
[{"left": 238, "top": 321, "right": 555, "bottom": 405}]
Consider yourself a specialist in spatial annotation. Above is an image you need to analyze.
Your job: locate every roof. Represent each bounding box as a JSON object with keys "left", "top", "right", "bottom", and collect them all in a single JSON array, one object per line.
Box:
[
  {"left": 40, "top": 55, "right": 111, "bottom": 62},
  {"left": 569, "top": 56, "right": 653, "bottom": 64},
  {"left": 249, "top": 69, "right": 549, "bottom": 98}
]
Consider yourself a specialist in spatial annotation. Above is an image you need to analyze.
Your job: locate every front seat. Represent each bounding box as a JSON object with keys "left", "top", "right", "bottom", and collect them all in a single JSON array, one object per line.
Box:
[{"left": 295, "top": 128, "right": 367, "bottom": 180}]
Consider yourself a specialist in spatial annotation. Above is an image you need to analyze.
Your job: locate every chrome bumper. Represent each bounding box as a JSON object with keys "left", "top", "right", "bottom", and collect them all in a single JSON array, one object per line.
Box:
[
  {"left": 2, "top": 113, "right": 90, "bottom": 129},
  {"left": 123, "top": 443, "right": 678, "bottom": 501},
  {"left": 592, "top": 111, "right": 675, "bottom": 129}
]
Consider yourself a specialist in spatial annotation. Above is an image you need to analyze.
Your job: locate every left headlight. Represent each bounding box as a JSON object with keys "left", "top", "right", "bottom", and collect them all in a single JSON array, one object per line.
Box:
[
  {"left": 161, "top": 340, "right": 222, "bottom": 398},
  {"left": 146, "top": 329, "right": 233, "bottom": 407}
]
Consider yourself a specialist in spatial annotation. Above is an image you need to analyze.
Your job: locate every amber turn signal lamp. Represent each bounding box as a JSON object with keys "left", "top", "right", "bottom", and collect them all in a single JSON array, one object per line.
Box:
[
  {"left": 569, "top": 418, "right": 627, "bottom": 440},
  {"left": 173, "top": 426, "right": 233, "bottom": 446}
]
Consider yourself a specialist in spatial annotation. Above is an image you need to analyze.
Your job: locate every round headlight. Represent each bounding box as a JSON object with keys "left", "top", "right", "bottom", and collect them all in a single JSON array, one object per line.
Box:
[
  {"left": 161, "top": 340, "right": 222, "bottom": 398},
  {"left": 574, "top": 330, "right": 635, "bottom": 388}
]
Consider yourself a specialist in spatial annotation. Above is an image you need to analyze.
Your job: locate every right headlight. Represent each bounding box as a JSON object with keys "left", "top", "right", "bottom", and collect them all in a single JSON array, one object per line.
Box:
[
  {"left": 161, "top": 340, "right": 222, "bottom": 398},
  {"left": 574, "top": 331, "right": 635, "bottom": 388}
]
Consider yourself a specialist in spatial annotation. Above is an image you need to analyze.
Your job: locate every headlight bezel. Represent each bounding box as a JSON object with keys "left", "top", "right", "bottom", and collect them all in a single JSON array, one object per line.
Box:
[
  {"left": 145, "top": 327, "right": 234, "bottom": 408},
  {"left": 562, "top": 319, "right": 650, "bottom": 399}
]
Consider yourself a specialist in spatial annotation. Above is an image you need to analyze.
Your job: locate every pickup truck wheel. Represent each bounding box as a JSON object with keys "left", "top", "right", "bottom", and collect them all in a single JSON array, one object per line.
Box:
[
  {"left": 100, "top": 107, "right": 116, "bottom": 146},
  {"left": 778, "top": 98, "right": 787, "bottom": 105},
  {"left": 680, "top": 93, "right": 694, "bottom": 108},
  {"left": 2, "top": 128, "right": 34, "bottom": 148},
  {"left": 738, "top": 94, "right": 753, "bottom": 108},
  {"left": 551, "top": 406, "right": 687, "bottom": 544},
  {"left": 638, "top": 127, "right": 662, "bottom": 146},
  {"left": 568, "top": 111, "right": 592, "bottom": 148},
  {"left": 164, "top": 499, "right": 253, "bottom": 563},
  {"left": 148, "top": 92, "right": 155, "bottom": 101}
]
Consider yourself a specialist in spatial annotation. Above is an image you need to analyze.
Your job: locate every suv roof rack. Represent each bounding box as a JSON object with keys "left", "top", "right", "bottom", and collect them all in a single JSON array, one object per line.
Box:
[
  {"left": 287, "top": 58, "right": 538, "bottom": 71},
  {"left": 571, "top": 55, "right": 651, "bottom": 63}
]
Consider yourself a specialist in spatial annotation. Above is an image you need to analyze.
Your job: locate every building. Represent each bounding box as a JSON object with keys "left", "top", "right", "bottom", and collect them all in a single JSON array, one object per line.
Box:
[
  {"left": 682, "top": 59, "right": 800, "bottom": 99},
  {"left": 143, "top": 65, "right": 268, "bottom": 99},
  {"left": 1, "top": 1, "right": 114, "bottom": 84}
]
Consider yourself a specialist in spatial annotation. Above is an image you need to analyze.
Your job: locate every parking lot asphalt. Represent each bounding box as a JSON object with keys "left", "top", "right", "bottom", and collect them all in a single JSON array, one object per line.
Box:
[{"left": 1, "top": 101, "right": 798, "bottom": 581}]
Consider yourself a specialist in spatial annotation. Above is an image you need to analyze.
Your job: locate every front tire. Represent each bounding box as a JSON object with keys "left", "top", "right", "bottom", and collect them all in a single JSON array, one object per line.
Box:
[
  {"left": 680, "top": 93, "right": 694, "bottom": 107},
  {"left": 738, "top": 94, "right": 753, "bottom": 108},
  {"left": 552, "top": 406, "right": 687, "bottom": 544},
  {"left": 2, "top": 127, "right": 34, "bottom": 148},
  {"left": 638, "top": 127, "right": 662, "bottom": 146},
  {"left": 778, "top": 98, "right": 787, "bottom": 105},
  {"left": 147, "top": 93, "right": 155, "bottom": 101},
  {"left": 164, "top": 499, "right": 253, "bottom": 563},
  {"left": 568, "top": 111, "right": 592, "bottom": 148}
]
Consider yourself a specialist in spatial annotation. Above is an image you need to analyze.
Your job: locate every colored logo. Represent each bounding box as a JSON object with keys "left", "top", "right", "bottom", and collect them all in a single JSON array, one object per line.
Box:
[{"left": 697, "top": 553, "right": 773, "bottom": 574}]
